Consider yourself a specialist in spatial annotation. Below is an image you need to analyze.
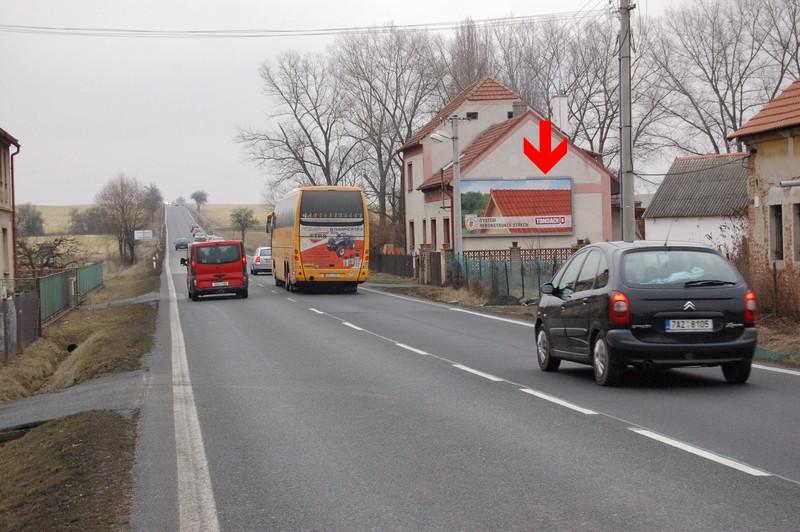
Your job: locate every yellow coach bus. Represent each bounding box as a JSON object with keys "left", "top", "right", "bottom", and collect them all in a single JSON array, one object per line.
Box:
[{"left": 267, "top": 186, "right": 370, "bottom": 292}]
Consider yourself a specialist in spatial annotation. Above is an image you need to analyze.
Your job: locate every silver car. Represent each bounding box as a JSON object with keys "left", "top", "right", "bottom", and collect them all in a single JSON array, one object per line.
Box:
[{"left": 250, "top": 246, "right": 273, "bottom": 275}]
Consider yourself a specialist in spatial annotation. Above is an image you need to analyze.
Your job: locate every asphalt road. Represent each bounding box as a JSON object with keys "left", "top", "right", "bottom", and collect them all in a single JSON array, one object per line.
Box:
[{"left": 133, "top": 205, "right": 800, "bottom": 531}]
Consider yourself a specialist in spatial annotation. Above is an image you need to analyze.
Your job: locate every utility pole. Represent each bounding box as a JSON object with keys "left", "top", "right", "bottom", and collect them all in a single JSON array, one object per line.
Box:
[
  {"left": 450, "top": 116, "right": 464, "bottom": 256},
  {"left": 620, "top": 0, "right": 635, "bottom": 242}
]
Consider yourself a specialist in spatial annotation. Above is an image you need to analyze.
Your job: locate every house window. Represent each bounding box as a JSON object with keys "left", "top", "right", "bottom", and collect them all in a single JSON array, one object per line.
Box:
[
  {"left": 409, "top": 221, "right": 415, "bottom": 251},
  {"left": 407, "top": 162, "right": 413, "bottom": 192},
  {"left": 422, "top": 219, "right": 428, "bottom": 245},
  {"left": 466, "top": 112, "right": 478, "bottom": 120},
  {"left": 443, "top": 218, "right": 450, "bottom": 248},
  {"left": 770, "top": 204, "right": 784, "bottom": 260},
  {"left": 431, "top": 219, "right": 437, "bottom": 250},
  {"left": 1, "top": 227, "right": 8, "bottom": 276},
  {"left": 507, "top": 111, "right": 514, "bottom": 119},
  {"left": 793, "top": 204, "right": 800, "bottom": 262}
]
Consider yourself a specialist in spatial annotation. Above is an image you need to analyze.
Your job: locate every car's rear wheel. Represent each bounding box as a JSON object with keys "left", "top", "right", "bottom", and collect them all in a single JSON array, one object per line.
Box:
[
  {"left": 536, "top": 327, "right": 560, "bottom": 371},
  {"left": 721, "top": 360, "right": 751, "bottom": 384},
  {"left": 593, "top": 335, "right": 622, "bottom": 386}
]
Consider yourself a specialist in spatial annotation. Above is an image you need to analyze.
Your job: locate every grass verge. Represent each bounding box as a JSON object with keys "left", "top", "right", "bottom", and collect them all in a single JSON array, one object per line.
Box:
[
  {"left": 0, "top": 304, "right": 157, "bottom": 404},
  {"left": 366, "top": 271, "right": 417, "bottom": 285},
  {"left": 755, "top": 315, "right": 800, "bottom": 368},
  {"left": 0, "top": 410, "right": 137, "bottom": 532},
  {"left": 383, "top": 285, "right": 537, "bottom": 321}
]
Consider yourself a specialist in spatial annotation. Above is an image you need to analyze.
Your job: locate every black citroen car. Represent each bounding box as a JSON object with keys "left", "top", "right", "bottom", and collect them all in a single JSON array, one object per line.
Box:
[{"left": 535, "top": 241, "right": 757, "bottom": 386}]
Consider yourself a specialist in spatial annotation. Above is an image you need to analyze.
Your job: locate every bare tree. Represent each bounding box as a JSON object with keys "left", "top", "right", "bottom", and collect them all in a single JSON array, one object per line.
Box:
[
  {"left": 237, "top": 52, "right": 363, "bottom": 188},
  {"left": 143, "top": 183, "right": 164, "bottom": 221},
  {"left": 230, "top": 207, "right": 258, "bottom": 243},
  {"left": 16, "top": 203, "right": 45, "bottom": 237},
  {"left": 435, "top": 19, "right": 496, "bottom": 102},
  {"left": 17, "top": 236, "right": 82, "bottom": 277},
  {"left": 97, "top": 175, "right": 147, "bottom": 264},
  {"left": 336, "top": 28, "right": 442, "bottom": 224}
]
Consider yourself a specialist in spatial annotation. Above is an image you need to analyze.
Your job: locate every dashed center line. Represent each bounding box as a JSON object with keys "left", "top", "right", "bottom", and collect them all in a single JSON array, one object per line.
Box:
[
  {"left": 342, "top": 322, "right": 364, "bottom": 331},
  {"left": 287, "top": 297, "right": 297, "bottom": 303},
  {"left": 308, "top": 308, "right": 324, "bottom": 314},
  {"left": 257, "top": 283, "right": 265, "bottom": 288},
  {"left": 630, "top": 428, "right": 770, "bottom": 477},
  {"left": 519, "top": 388, "right": 598, "bottom": 415},
  {"left": 452, "top": 363, "right": 504, "bottom": 382},
  {"left": 395, "top": 343, "right": 429, "bottom": 355}
]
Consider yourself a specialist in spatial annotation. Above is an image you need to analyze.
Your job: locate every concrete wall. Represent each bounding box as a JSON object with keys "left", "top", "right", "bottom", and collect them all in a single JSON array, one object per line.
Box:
[{"left": 644, "top": 216, "right": 735, "bottom": 247}]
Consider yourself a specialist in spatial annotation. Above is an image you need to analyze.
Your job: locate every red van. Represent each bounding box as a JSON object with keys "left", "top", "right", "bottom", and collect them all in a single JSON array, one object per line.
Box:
[{"left": 181, "top": 240, "right": 248, "bottom": 300}]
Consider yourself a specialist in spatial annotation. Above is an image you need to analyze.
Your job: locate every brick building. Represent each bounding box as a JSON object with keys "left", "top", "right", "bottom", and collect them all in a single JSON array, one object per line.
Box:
[{"left": 729, "top": 79, "right": 800, "bottom": 312}]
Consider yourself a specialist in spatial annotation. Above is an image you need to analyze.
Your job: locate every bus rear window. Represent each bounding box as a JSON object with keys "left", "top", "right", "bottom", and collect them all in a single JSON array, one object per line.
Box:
[
  {"left": 196, "top": 245, "right": 240, "bottom": 264},
  {"left": 300, "top": 191, "right": 364, "bottom": 224}
]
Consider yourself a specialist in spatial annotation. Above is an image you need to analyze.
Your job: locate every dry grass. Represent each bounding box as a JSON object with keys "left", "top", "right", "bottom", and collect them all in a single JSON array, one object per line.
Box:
[
  {"left": 0, "top": 410, "right": 137, "bottom": 531},
  {"left": 191, "top": 203, "right": 269, "bottom": 228},
  {"left": 756, "top": 315, "right": 800, "bottom": 367},
  {"left": 0, "top": 304, "right": 157, "bottom": 404},
  {"left": 32, "top": 204, "right": 92, "bottom": 234},
  {"left": 366, "top": 271, "right": 416, "bottom": 284}
]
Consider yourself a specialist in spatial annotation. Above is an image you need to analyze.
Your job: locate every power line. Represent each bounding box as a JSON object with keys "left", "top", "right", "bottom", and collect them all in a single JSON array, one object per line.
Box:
[
  {"left": 0, "top": 10, "right": 606, "bottom": 39},
  {"left": 634, "top": 155, "right": 749, "bottom": 177}
]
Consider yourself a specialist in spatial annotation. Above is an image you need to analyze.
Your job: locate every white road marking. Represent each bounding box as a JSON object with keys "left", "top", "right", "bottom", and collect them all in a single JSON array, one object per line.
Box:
[
  {"left": 630, "top": 428, "right": 771, "bottom": 477},
  {"left": 257, "top": 283, "right": 265, "bottom": 288},
  {"left": 308, "top": 308, "right": 325, "bottom": 314},
  {"left": 519, "top": 388, "right": 598, "bottom": 415},
  {"left": 165, "top": 226, "right": 220, "bottom": 532},
  {"left": 452, "top": 363, "right": 504, "bottom": 382},
  {"left": 342, "top": 322, "right": 364, "bottom": 331},
  {"left": 395, "top": 343, "right": 429, "bottom": 355},
  {"left": 449, "top": 307, "right": 535, "bottom": 328},
  {"left": 270, "top": 290, "right": 278, "bottom": 294},
  {"left": 287, "top": 297, "right": 297, "bottom": 303},
  {"left": 753, "top": 363, "right": 800, "bottom": 376},
  {"left": 359, "top": 286, "right": 450, "bottom": 309}
]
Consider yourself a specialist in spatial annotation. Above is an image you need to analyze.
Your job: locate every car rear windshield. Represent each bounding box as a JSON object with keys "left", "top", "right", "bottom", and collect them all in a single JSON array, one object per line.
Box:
[
  {"left": 196, "top": 245, "right": 240, "bottom": 264},
  {"left": 259, "top": 248, "right": 271, "bottom": 257},
  {"left": 623, "top": 249, "right": 739, "bottom": 287},
  {"left": 300, "top": 190, "right": 364, "bottom": 225}
]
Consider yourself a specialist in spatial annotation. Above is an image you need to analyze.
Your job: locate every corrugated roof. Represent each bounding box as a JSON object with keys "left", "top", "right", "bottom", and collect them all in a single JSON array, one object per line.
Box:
[
  {"left": 643, "top": 154, "right": 749, "bottom": 219},
  {"left": 483, "top": 188, "right": 572, "bottom": 233},
  {"left": 730, "top": 79, "right": 800, "bottom": 139},
  {"left": 399, "top": 76, "right": 519, "bottom": 152}
]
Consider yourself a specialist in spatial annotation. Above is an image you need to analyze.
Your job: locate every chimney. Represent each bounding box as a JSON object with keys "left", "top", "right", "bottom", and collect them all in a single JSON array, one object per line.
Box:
[
  {"left": 550, "top": 95, "right": 572, "bottom": 136},
  {"left": 512, "top": 100, "right": 527, "bottom": 118}
]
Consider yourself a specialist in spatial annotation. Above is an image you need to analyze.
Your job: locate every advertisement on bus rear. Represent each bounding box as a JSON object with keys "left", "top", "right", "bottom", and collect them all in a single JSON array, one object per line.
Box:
[
  {"left": 461, "top": 177, "right": 574, "bottom": 237},
  {"left": 299, "top": 225, "right": 365, "bottom": 270}
]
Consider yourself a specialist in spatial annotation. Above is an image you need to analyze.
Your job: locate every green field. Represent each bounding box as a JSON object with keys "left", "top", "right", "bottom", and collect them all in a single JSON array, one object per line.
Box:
[{"left": 33, "top": 204, "right": 92, "bottom": 234}]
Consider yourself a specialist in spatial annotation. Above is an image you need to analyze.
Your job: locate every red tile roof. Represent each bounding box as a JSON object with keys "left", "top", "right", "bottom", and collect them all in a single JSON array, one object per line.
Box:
[
  {"left": 483, "top": 188, "right": 572, "bottom": 233},
  {"left": 399, "top": 76, "right": 519, "bottom": 151},
  {"left": 418, "top": 113, "right": 527, "bottom": 190},
  {"left": 730, "top": 79, "right": 800, "bottom": 139}
]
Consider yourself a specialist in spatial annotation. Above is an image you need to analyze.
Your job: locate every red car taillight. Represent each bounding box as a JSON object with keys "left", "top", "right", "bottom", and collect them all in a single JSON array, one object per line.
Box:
[
  {"left": 255, "top": 256, "right": 261, "bottom": 264},
  {"left": 609, "top": 291, "right": 631, "bottom": 325},
  {"left": 744, "top": 290, "right": 756, "bottom": 324}
]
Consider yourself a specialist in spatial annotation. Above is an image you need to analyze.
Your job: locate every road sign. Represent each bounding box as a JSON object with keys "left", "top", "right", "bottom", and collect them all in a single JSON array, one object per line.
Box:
[
  {"left": 134, "top": 229, "right": 153, "bottom": 241},
  {"left": 523, "top": 120, "right": 567, "bottom": 174}
]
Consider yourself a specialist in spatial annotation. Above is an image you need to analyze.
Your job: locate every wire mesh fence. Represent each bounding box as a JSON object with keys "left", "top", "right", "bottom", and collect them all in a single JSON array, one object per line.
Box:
[{"left": 449, "top": 255, "right": 565, "bottom": 300}]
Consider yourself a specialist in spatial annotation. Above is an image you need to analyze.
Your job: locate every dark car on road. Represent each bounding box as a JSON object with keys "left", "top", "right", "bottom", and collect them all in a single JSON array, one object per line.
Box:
[
  {"left": 535, "top": 241, "right": 757, "bottom": 386},
  {"left": 174, "top": 237, "right": 189, "bottom": 250}
]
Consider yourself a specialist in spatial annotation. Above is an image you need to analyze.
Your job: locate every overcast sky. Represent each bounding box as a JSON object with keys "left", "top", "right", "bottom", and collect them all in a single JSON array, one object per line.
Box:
[{"left": 1, "top": 0, "right": 670, "bottom": 205}]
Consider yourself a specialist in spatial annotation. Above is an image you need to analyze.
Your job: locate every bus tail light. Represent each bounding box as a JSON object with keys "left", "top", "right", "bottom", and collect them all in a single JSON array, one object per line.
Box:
[
  {"left": 744, "top": 290, "right": 756, "bottom": 324},
  {"left": 609, "top": 291, "right": 630, "bottom": 325}
]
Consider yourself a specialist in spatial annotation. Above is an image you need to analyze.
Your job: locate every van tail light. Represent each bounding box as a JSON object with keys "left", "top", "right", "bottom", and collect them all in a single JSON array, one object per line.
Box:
[
  {"left": 744, "top": 290, "right": 756, "bottom": 324},
  {"left": 609, "top": 291, "right": 631, "bottom": 325}
]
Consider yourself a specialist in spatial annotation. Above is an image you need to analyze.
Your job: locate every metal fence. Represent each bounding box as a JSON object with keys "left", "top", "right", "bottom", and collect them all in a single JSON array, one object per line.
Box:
[
  {"left": 371, "top": 253, "right": 415, "bottom": 278},
  {"left": 449, "top": 255, "right": 565, "bottom": 300},
  {"left": 77, "top": 263, "right": 103, "bottom": 297},
  {"left": 39, "top": 271, "right": 75, "bottom": 324},
  {"left": 0, "top": 291, "right": 40, "bottom": 362}
]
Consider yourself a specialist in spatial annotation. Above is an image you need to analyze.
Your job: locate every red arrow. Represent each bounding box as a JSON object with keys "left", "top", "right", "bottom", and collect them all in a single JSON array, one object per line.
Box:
[{"left": 523, "top": 120, "right": 567, "bottom": 174}]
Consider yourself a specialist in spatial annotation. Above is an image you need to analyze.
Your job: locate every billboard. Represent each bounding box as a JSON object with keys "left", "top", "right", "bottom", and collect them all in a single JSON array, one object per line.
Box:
[
  {"left": 299, "top": 224, "right": 365, "bottom": 270},
  {"left": 461, "top": 177, "right": 573, "bottom": 237}
]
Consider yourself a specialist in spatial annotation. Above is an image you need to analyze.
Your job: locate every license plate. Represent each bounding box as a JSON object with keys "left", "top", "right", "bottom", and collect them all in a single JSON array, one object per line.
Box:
[
  {"left": 322, "top": 273, "right": 341, "bottom": 278},
  {"left": 212, "top": 281, "right": 229, "bottom": 287},
  {"left": 666, "top": 319, "right": 713, "bottom": 332}
]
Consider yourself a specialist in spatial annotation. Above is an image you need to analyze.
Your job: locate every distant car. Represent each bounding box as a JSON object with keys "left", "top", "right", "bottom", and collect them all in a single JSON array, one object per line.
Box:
[
  {"left": 174, "top": 237, "right": 189, "bottom": 250},
  {"left": 535, "top": 241, "right": 757, "bottom": 386},
  {"left": 190, "top": 225, "right": 201, "bottom": 235},
  {"left": 250, "top": 247, "right": 273, "bottom": 275},
  {"left": 193, "top": 233, "right": 208, "bottom": 243},
  {"left": 181, "top": 240, "right": 248, "bottom": 300}
]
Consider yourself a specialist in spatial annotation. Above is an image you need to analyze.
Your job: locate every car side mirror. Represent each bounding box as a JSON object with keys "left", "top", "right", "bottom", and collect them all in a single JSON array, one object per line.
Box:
[
  {"left": 541, "top": 282, "right": 554, "bottom": 295},
  {"left": 180, "top": 258, "right": 187, "bottom": 266}
]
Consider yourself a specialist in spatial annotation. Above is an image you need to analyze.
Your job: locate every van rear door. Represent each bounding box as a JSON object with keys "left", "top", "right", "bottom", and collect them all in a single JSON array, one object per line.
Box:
[{"left": 194, "top": 243, "right": 246, "bottom": 289}]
